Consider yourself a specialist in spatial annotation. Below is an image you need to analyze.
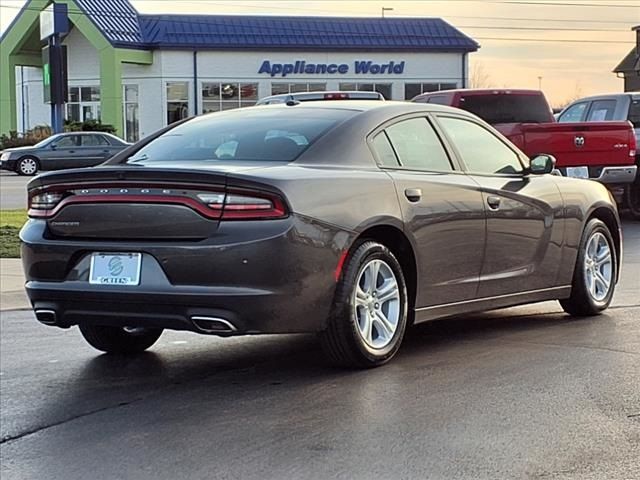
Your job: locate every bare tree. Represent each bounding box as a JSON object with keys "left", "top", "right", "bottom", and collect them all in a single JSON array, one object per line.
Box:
[
  {"left": 469, "top": 61, "right": 493, "bottom": 88},
  {"left": 556, "top": 81, "right": 584, "bottom": 109}
]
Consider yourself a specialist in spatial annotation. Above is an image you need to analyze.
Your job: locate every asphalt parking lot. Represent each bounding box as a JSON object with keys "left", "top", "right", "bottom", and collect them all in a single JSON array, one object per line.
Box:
[
  {"left": 1, "top": 220, "right": 638, "bottom": 479},
  {"left": 0, "top": 171, "right": 29, "bottom": 210}
]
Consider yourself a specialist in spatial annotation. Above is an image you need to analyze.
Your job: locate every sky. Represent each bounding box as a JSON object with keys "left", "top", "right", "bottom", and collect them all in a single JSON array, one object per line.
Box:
[{"left": 1, "top": 0, "right": 638, "bottom": 106}]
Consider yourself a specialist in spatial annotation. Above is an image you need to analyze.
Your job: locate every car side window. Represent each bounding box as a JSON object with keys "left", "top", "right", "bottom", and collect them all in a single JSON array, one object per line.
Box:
[
  {"left": 384, "top": 118, "right": 452, "bottom": 171},
  {"left": 53, "top": 135, "right": 79, "bottom": 148},
  {"left": 558, "top": 102, "right": 588, "bottom": 123},
  {"left": 586, "top": 100, "right": 616, "bottom": 121},
  {"left": 371, "top": 132, "right": 399, "bottom": 167},
  {"left": 438, "top": 116, "right": 523, "bottom": 175},
  {"left": 82, "top": 135, "right": 110, "bottom": 147}
]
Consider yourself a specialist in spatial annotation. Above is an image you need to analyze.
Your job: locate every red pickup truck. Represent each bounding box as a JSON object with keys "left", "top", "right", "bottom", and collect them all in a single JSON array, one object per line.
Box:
[{"left": 413, "top": 89, "right": 638, "bottom": 213}]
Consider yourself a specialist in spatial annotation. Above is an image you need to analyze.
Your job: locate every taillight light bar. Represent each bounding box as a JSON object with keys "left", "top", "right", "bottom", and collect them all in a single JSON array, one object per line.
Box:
[{"left": 28, "top": 185, "right": 288, "bottom": 221}]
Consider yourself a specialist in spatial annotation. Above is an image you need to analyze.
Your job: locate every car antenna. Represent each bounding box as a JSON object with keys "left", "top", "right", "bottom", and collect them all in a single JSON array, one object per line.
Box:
[{"left": 285, "top": 95, "right": 300, "bottom": 106}]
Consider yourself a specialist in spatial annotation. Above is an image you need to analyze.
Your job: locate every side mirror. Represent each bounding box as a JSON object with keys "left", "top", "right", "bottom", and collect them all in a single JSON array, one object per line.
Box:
[
  {"left": 50, "top": 144, "right": 57, "bottom": 150},
  {"left": 529, "top": 154, "right": 556, "bottom": 175}
]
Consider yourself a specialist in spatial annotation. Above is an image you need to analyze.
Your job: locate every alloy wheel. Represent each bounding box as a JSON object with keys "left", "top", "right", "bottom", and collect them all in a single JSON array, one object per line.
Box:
[
  {"left": 353, "top": 259, "right": 401, "bottom": 349},
  {"left": 583, "top": 231, "right": 613, "bottom": 302}
]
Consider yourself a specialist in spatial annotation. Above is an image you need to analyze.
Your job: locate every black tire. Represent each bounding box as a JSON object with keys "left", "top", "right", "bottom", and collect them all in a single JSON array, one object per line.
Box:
[
  {"left": 560, "top": 218, "right": 617, "bottom": 316},
  {"left": 624, "top": 182, "right": 640, "bottom": 220},
  {"left": 16, "top": 156, "right": 39, "bottom": 176},
  {"left": 79, "top": 325, "right": 163, "bottom": 354},
  {"left": 319, "top": 241, "right": 409, "bottom": 368}
]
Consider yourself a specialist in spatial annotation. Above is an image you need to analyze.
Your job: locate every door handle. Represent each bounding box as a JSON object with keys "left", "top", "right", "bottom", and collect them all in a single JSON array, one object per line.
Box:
[
  {"left": 487, "top": 195, "right": 501, "bottom": 210},
  {"left": 103, "top": 150, "right": 110, "bottom": 153},
  {"left": 404, "top": 188, "right": 422, "bottom": 202},
  {"left": 68, "top": 150, "right": 75, "bottom": 154}
]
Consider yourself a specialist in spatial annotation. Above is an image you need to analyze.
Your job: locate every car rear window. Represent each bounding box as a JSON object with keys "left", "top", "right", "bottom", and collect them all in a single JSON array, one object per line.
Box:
[
  {"left": 459, "top": 94, "right": 552, "bottom": 124},
  {"left": 128, "top": 108, "right": 355, "bottom": 164}
]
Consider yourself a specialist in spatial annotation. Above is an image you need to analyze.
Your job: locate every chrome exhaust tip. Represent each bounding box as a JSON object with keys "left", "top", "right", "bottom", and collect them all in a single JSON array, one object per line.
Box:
[
  {"left": 35, "top": 309, "right": 58, "bottom": 326},
  {"left": 191, "top": 316, "right": 237, "bottom": 334}
]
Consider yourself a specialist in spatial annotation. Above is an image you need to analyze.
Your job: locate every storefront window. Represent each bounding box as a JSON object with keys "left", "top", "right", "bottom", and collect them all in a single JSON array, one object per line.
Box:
[
  {"left": 66, "top": 86, "right": 100, "bottom": 123},
  {"left": 271, "top": 83, "right": 326, "bottom": 95},
  {"left": 167, "top": 82, "right": 190, "bottom": 125},
  {"left": 404, "top": 82, "right": 458, "bottom": 100},
  {"left": 202, "top": 82, "right": 258, "bottom": 113},
  {"left": 339, "top": 82, "right": 392, "bottom": 100},
  {"left": 123, "top": 85, "right": 139, "bottom": 143}
]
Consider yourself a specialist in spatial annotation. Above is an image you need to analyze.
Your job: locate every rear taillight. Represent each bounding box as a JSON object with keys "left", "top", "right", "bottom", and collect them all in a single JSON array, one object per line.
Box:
[
  {"left": 29, "top": 192, "right": 65, "bottom": 211},
  {"left": 28, "top": 185, "right": 288, "bottom": 221},
  {"left": 324, "top": 93, "right": 349, "bottom": 100},
  {"left": 221, "top": 191, "right": 287, "bottom": 220},
  {"left": 629, "top": 129, "right": 637, "bottom": 157}
]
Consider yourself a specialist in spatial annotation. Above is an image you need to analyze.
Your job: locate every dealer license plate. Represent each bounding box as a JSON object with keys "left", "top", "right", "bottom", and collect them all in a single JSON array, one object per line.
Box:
[
  {"left": 565, "top": 166, "right": 590, "bottom": 179},
  {"left": 89, "top": 253, "right": 142, "bottom": 286}
]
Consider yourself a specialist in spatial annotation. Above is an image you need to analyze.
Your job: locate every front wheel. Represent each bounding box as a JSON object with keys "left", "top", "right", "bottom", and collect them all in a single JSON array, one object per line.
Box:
[
  {"left": 560, "top": 218, "right": 617, "bottom": 316},
  {"left": 319, "top": 241, "right": 408, "bottom": 368},
  {"left": 16, "top": 156, "right": 39, "bottom": 176},
  {"left": 79, "top": 325, "right": 163, "bottom": 354}
]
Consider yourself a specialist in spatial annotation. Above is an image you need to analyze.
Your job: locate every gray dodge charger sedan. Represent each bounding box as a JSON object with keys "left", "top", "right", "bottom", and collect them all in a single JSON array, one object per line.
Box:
[{"left": 21, "top": 101, "right": 621, "bottom": 367}]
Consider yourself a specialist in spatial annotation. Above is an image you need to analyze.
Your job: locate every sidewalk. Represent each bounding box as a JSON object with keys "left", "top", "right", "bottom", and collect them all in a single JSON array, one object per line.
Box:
[{"left": 0, "top": 258, "right": 29, "bottom": 311}]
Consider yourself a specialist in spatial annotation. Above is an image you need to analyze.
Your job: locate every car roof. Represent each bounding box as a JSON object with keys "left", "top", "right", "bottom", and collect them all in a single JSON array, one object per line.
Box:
[
  {"left": 257, "top": 90, "right": 385, "bottom": 105},
  {"left": 253, "top": 100, "right": 460, "bottom": 113}
]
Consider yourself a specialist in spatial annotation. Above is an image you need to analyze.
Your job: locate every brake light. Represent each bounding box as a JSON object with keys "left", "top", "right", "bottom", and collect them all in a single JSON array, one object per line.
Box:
[
  {"left": 29, "top": 192, "right": 65, "bottom": 210},
  {"left": 629, "top": 129, "right": 637, "bottom": 157},
  {"left": 28, "top": 185, "right": 288, "bottom": 221},
  {"left": 220, "top": 191, "right": 287, "bottom": 220},
  {"left": 324, "top": 93, "right": 349, "bottom": 100},
  {"left": 197, "top": 190, "right": 287, "bottom": 219}
]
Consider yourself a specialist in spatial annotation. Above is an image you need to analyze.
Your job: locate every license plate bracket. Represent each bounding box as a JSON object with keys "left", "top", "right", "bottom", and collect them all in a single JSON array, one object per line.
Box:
[
  {"left": 565, "top": 166, "right": 590, "bottom": 179},
  {"left": 89, "top": 253, "right": 142, "bottom": 286}
]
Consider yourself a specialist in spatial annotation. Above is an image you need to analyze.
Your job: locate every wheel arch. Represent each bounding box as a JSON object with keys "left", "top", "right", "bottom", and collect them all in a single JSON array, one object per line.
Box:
[
  {"left": 586, "top": 205, "right": 622, "bottom": 283},
  {"left": 351, "top": 224, "right": 418, "bottom": 318}
]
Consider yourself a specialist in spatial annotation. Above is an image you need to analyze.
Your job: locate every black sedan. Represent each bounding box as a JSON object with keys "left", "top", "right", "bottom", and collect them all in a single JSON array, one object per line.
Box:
[
  {"left": 1, "top": 132, "right": 129, "bottom": 176},
  {"left": 20, "top": 102, "right": 621, "bottom": 367}
]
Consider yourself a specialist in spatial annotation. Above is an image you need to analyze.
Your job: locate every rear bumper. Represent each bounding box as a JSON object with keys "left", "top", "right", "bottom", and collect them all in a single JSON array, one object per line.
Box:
[
  {"left": 594, "top": 165, "right": 637, "bottom": 184},
  {"left": 20, "top": 215, "right": 354, "bottom": 335}
]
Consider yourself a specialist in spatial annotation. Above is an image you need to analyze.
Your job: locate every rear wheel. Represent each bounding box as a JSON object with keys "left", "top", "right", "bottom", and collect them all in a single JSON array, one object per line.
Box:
[
  {"left": 79, "top": 325, "right": 163, "bottom": 354},
  {"left": 319, "top": 241, "right": 408, "bottom": 368},
  {"left": 16, "top": 156, "right": 39, "bottom": 176},
  {"left": 560, "top": 218, "right": 616, "bottom": 316}
]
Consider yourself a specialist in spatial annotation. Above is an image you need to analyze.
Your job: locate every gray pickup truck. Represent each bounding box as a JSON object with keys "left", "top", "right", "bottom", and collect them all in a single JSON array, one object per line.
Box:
[{"left": 559, "top": 93, "right": 640, "bottom": 218}]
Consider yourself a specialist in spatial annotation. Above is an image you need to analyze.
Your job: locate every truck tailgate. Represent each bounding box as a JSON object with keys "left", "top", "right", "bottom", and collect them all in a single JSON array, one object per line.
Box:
[{"left": 518, "top": 121, "right": 634, "bottom": 167}]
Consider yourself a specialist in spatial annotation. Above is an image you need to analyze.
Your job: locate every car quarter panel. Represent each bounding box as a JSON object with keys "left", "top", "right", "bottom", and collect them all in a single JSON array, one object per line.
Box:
[{"left": 550, "top": 176, "right": 622, "bottom": 286}]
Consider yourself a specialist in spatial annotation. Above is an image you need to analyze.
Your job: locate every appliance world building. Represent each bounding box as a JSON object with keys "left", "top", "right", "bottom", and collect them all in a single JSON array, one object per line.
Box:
[{"left": 0, "top": 0, "right": 479, "bottom": 142}]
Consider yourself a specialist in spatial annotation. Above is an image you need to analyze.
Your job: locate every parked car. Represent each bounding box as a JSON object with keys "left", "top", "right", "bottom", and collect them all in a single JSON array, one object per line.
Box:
[
  {"left": 21, "top": 102, "right": 621, "bottom": 368},
  {"left": 558, "top": 92, "right": 640, "bottom": 218},
  {"left": 412, "top": 89, "right": 637, "bottom": 214},
  {"left": 0, "top": 132, "right": 130, "bottom": 176},
  {"left": 256, "top": 90, "right": 385, "bottom": 105}
]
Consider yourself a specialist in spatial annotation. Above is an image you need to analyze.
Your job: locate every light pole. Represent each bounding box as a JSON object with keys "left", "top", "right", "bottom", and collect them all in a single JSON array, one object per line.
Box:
[
  {"left": 382, "top": 7, "right": 394, "bottom": 18},
  {"left": 538, "top": 76, "right": 543, "bottom": 90}
]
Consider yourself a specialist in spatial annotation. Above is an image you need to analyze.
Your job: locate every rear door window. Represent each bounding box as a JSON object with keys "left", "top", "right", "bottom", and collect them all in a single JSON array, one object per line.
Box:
[
  {"left": 384, "top": 117, "right": 452, "bottom": 171},
  {"left": 586, "top": 100, "right": 617, "bottom": 121},
  {"left": 371, "top": 132, "right": 399, "bottom": 167},
  {"left": 81, "top": 135, "right": 110, "bottom": 146},
  {"left": 558, "top": 102, "right": 589, "bottom": 123}
]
